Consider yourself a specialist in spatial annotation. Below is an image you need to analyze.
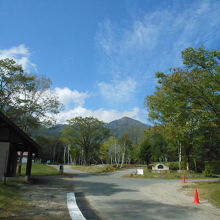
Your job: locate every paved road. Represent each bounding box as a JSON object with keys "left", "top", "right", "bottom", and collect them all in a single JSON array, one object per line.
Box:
[{"left": 62, "top": 166, "right": 220, "bottom": 220}]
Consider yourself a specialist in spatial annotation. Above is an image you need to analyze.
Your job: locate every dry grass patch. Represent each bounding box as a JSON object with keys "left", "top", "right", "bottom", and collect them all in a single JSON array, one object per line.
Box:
[
  {"left": 72, "top": 164, "right": 116, "bottom": 173},
  {"left": 183, "top": 181, "right": 220, "bottom": 208},
  {"left": 0, "top": 182, "right": 30, "bottom": 219}
]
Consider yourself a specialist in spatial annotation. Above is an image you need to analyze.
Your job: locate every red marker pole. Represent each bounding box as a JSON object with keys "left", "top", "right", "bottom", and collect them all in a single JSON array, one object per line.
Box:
[{"left": 182, "top": 176, "right": 186, "bottom": 183}]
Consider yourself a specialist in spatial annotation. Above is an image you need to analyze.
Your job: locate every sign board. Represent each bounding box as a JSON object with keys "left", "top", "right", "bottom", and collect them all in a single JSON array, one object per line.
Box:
[{"left": 136, "top": 168, "right": 144, "bottom": 175}]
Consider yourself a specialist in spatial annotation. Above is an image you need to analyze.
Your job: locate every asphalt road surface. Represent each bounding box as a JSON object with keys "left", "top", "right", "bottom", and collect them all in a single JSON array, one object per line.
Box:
[{"left": 63, "top": 166, "right": 220, "bottom": 220}]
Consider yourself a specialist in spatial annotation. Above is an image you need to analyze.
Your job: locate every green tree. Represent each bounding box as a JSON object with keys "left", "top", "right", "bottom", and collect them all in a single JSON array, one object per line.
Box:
[
  {"left": 100, "top": 136, "right": 119, "bottom": 164},
  {"left": 146, "top": 47, "right": 220, "bottom": 170},
  {"left": 138, "top": 126, "right": 167, "bottom": 164},
  {"left": 35, "top": 135, "right": 65, "bottom": 163},
  {"left": 0, "top": 58, "right": 60, "bottom": 132},
  {"left": 138, "top": 139, "right": 152, "bottom": 164},
  {"left": 61, "top": 117, "right": 110, "bottom": 165},
  {"left": 118, "top": 134, "right": 133, "bottom": 167}
]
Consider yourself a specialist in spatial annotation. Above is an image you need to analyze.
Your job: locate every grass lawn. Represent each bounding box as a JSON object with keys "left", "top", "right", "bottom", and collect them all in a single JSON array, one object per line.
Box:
[
  {"left": 0, "top": 182, "right": 30, "bottom": 218},
  {"left": 21, "top": 163, "right": 59, "bottom": 175},
  {"left": 183, "top": 181, "right": 220, "bottom": 208},
  {"left": 128, "top": 169, "right": 220, "bottom": 179},
  {"left": 72, "top": 164, "right": 141, "bottom": 173}
]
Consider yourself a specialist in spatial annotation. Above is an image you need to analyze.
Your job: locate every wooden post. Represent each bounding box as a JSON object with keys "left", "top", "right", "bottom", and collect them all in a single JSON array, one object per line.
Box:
[
  {"left": 26, "top": 148, "right": 32, "bottom": 177},
  {"left": 17, "top": 151, "right": 23, "bottom": 175}
]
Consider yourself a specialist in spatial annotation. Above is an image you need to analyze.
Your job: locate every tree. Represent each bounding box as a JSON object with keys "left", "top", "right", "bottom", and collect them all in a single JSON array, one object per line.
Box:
[
  {"left": 146, "top": 47, "right": 220, "bottom": 170},
  {"left": 35, "top": 135, "right": 65, "bottom": 163},
  {"left": 138, "top": 139, "right": 152, "bottom": 164},
  {"left": 118, "top": 135, "right": 133, "bottom": 167},
  {"left": 61, "top": 117, "right": 110, "bottom": 165},
  {"left": 0, "top": 58, "right": 60, "bottom": 132},
  {"left": 100, "top": 136, "right": 119, "bottom": 164},
  {"left": 100, "top": 135, "right": 133, "bottom": 167},
  {"left": 137, "top": 126, "right": 167, "bottom": 164}
]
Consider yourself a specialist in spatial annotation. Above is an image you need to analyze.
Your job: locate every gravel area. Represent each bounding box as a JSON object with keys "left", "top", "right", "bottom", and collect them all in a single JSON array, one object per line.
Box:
[
  {"left": 140, "top": 181, "right": 220, "bottom": 220},
  {"left": 11, "top": 174, "right": 74, "bottom": 220}
]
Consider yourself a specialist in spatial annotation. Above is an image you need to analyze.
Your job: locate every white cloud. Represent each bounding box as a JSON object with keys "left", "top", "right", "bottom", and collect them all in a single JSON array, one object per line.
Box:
[
  {"left": 53, "top": 87, "right": 89, "bottom": 108},
  {"left": 97, "top": 78, "right": 137, "bottom": 103},
  {"left": 51, "top": 86, "right": 146, "bottom": 124},
  {"left": 0, "top": 44, "right": 36, "bottom": 71},
  {"left": 54, "top": 106, "right": 145, "bottom": 124}
]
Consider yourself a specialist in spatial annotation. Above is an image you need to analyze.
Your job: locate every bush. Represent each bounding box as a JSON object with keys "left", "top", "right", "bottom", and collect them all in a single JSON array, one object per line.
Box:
[
  {"left": 167, "top": 162, "right": 179, "bottom": 170},
  {"left": 102, "top": 164, "right": 115, "bottom": 172},
  {"left": 203, "top": 164, "right": 215, "bottom": 177},
  {"left": 205, "top": 161, "right": 220, "bottom": 174}
]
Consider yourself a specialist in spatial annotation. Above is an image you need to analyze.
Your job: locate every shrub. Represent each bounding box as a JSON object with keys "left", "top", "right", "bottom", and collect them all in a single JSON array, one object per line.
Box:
[
  {"left": 205, "top": 161, "right": 220, "bottom": 174},
  {"left": 168, "top": 162, "right": 179, "bottom": 170},
  {"left": 203, "top": 164, "right": 215, "bottom": 177},
  {"left": 102, "top": 164, "right": 115, "bottom": 172}
]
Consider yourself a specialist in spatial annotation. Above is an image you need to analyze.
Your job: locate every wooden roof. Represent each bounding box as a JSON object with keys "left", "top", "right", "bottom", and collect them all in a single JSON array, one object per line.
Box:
[{"left": 0, "top": 111, "right": 40, "bottom": 155}]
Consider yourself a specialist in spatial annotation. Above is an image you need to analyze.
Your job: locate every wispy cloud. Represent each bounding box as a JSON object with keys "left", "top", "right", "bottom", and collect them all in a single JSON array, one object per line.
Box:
[
  {"left": 97, "top": 78, "right": 137, "bottom": 103},
  {"left": 0, "top": 44, "right": 36, "bottom": 72},
  {"left": 96, "top": 0, "right": 220, "bottom": 97}
]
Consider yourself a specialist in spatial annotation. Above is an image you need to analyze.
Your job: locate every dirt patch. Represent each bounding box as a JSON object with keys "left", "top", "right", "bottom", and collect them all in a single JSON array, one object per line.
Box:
[
  {"left": 140, "top": 181, "right": 220, "bottom": 220},
  {"left": 10, "top": 174, "right": 74, "bottom": 220}
]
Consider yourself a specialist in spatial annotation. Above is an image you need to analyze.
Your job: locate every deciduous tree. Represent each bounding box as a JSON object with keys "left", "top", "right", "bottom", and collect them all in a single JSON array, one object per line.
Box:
[{"left": 0, "top": 58, "right": 60, "bottom": 132}]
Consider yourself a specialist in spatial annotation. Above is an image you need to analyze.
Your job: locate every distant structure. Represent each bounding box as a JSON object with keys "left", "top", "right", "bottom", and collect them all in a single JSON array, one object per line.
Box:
[
  {"left": 152, "top": 163, "right": 169, "bottom": 173},
  {"left": 0, "top": 111, "right": 40, "bottom": 179}
]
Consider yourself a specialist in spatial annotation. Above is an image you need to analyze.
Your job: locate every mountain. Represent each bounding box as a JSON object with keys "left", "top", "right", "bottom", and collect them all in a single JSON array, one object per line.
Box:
[
  {"left": 33, "top": 117, "right": 149, "bottom": 144},
  {"left": 107, "top": 117, "right": 150, "bottom": 143},
  {"left": 32, "top": 124, "right": 67, "bottom": 138}
]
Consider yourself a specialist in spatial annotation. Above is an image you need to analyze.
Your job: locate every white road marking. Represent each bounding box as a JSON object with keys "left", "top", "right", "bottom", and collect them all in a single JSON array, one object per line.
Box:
[{"left": 67, "top": 192, "right": 87, "bottom": 220}]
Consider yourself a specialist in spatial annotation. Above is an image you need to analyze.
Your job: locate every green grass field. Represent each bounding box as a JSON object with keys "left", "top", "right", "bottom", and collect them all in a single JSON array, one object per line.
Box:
[
  {"left": 183, "top": 181, "right": 220, "bottom": 208},
  {"left": 129, "top": 169, "right": 220, "bottom": 179},
  {"left": 21, "top": 163, "right": 59, "bottom": 175}
]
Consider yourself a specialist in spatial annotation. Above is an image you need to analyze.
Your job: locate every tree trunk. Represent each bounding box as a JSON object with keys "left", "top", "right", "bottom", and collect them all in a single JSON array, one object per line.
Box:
[
  {"left": 120, "top": 152, "right": 125, "bottom": 168},
  {"left": 178, "top": 142, "right": 182, "bottom": 170},
  {"left": 185, "top": 144, "right": 192, "bottom": 171},
  {"left": 120, "top": 145, "right": 126, "bottom": 168},
  {"left": 193, "top": 158, "right": 197, "bottom": 172},
  {"left": 186, "top": 161, "right": 189, "bottom": 171}
]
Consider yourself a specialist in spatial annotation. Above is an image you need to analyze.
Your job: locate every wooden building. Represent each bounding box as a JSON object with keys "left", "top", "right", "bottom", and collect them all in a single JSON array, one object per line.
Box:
[{"left": 0, "top": 111, "right": 40, "bottom": 178}]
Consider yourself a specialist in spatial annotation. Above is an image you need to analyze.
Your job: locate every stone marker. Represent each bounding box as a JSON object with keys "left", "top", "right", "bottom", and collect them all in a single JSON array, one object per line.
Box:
[{"left": 152, "top": 163, "right": 169, "bottom": 173}]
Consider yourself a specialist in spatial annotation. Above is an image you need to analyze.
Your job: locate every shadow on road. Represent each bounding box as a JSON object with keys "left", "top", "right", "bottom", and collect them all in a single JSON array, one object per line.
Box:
[
  {"left": 73, "top": 178, "right": 137, "bottom": 196},
  {"left": 103, "top": 199, "right": 200, "bottom": 220}
]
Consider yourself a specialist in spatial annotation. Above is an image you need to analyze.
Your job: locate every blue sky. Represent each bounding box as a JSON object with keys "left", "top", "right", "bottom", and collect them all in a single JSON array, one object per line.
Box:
[{"left": 0, "top": 0, "right": 220, "bottom": 123}]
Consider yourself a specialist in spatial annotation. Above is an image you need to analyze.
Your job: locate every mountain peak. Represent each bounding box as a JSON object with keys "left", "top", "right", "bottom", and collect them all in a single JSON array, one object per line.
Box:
[
  {"left": 107, "top": 117, "right": 149, "bottom": 143},
  {"left": 121, "top": 116, "right": 133, "bottom": 120}
]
